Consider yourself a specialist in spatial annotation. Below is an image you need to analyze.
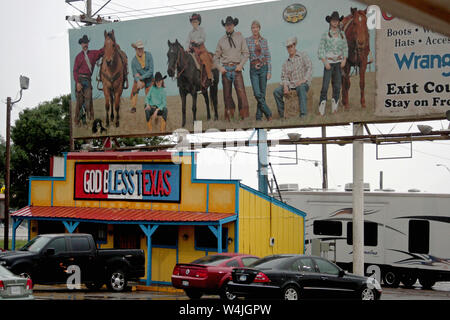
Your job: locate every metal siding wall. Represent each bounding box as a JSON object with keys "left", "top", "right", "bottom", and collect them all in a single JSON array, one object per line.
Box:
[
  {"left": 151, "top": 247, "right": 177, "bottom": 283},
  {"left": 30, "top": 181, "right": 52, "bottom": 206}
]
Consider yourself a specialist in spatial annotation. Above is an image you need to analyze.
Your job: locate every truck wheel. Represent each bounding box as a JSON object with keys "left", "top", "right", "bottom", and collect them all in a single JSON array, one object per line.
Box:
[
  {"left": 107, "top": 269, "right": 128, "bottom": 292},
  {"left": 382, "top": 271, "right": 400, "bottom": 288},
  {"left": 185, "top": 289, "right": 203, "bottom": 300},
  {"left": 401, "top": 274, "right": 417, "bottom": 288},
  {"left": 419, "top": 277, "right": 436, "bottom": 290}
]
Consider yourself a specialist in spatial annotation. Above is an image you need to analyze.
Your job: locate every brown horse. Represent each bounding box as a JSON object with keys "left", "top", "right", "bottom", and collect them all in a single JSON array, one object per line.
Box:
[
  {"left": 341, "top": 8, "right": 372, "bottom": 109},
  {"left": 101, "top": 30, "right": 128, "bottom": 127}
]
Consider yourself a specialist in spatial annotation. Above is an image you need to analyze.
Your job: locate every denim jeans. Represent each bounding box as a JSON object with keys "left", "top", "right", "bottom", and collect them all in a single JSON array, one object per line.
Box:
[
  {"left": 250, "top": 64, "right": 272, "bottom": 120},
  {"left": 273, "top": 83, "right": 309, "bottom": 117},
  {"left": 320, "top": 62, "right": 342, "bottom": 103}
]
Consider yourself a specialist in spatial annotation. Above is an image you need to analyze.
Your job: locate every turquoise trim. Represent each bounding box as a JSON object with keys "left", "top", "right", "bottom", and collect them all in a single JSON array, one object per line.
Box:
[
  {"left": 62, "top": 221, "right": 80, "bottom": 233},
  {"left": 139, "top": 224, "right": 159, "bottom": 286},
  {"left": 11, "top": 218, "right": 24, "bottom": 250},
  {"left": 28, "top": 153, "right": 68, "bottom": 206}
]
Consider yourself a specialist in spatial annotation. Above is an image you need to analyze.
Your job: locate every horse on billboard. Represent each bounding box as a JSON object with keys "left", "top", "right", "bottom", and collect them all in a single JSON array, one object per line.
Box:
[
  {"left": 100, "top": 30, "right": 128, "bottom": 127},
  {"left": 341, "top": 8, "right": 373, "bottom": 109},
  {"left": 167, "top": 40, "right": 219, "bottom": 128}
]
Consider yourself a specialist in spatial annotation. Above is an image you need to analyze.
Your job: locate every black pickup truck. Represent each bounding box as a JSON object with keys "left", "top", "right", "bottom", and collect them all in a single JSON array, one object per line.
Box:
[{"left": 0, "top": 233, "right": 145, "bottom": 292}]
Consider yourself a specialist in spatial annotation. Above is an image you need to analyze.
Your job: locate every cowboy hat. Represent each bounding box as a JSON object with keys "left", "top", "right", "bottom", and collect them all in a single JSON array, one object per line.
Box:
[
  {"left": 221, "top": 16, "right": 239, "bottom": 27},
  {"left": 78, "top": 35, "right": 90, "bottom": 45},
  {"left": 131, "top": 40, "right": 144, "bottom": 49},
  {"left": 154, "top": 72, "right": 167, "bottom": 82},
  {"left": 326, "top": 11, "right": 344, "bottom": 23},
  {"left": 189, "top": 13, "right": 201, "bottom": 24},
  {"left": 285, "top": 36, "right": 297, "bottom": 47}
]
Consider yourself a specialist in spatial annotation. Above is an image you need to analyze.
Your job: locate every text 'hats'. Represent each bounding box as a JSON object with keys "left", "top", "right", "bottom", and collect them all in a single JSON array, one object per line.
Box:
[
  {"left": 221, "top": 16, "right": 239, "bottom": 27},
  {"left": 326, "top": 11, "right": 344, "bottom": 23},
  {"left": 78, "top": 35, "right": 90, "bottom": 45}
]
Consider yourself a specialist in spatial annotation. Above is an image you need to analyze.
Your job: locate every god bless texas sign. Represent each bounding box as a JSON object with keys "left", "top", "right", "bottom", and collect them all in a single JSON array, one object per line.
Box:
[{"left": 74, "top": 162, "right": 181, "bottom": 202}]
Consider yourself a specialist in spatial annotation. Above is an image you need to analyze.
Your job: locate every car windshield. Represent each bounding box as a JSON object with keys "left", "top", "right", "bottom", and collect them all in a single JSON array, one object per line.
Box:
[
  {"left": 19, "top": 236, "right": 51, "bottom": 252},
  {"left": 191, "top": 255, "right": 231, "bottom": 266},
  {"left": 249, "top": 256, "right": 293, "bottom": 269},
  {"left": 0, "top": 265, "right": 15, "bottom": 277}
]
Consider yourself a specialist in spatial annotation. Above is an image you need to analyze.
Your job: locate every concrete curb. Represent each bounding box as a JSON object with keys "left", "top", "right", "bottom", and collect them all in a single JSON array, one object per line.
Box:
[{"left": 136, "top": 284, "right": 184, "bottom": 293}]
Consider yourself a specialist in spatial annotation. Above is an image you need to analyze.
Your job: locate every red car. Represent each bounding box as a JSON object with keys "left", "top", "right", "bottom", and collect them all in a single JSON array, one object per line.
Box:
[{"left": 171, "top": 253, "right": 259, "bottom": 300}]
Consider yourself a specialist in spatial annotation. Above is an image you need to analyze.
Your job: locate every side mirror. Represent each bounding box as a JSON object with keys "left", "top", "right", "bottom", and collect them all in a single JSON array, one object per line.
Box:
[
  {"left": 338, "top": 270, "right": 346, "bottom": 277},
  {"left": 45, "top": 248, "right": 55, "bottom": 256}
]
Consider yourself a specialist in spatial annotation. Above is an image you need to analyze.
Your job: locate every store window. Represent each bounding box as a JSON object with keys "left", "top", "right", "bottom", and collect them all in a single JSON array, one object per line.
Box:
[
  {"left": 78, "top": 223, "right": 107, "bottom": 244},
  {"left": 409, "top": 220, "right": 429, "bottom": 254},
  {"left": 152, "top": 226, "right": 178, "bottom": 248},
  {"left": 313, "top": 220, "right": 342, "bottom": 236},
  {"left": 194, "top": 226, "right": 228, "bottom": 252},
  {"left": 347, "top": 222, "right": 378, "bottom": 246}
]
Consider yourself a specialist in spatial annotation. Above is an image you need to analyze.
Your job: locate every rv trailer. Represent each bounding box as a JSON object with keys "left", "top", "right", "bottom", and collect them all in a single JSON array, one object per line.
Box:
[{"left": 280, "top": 189, "right": 450, "bottom": 289}]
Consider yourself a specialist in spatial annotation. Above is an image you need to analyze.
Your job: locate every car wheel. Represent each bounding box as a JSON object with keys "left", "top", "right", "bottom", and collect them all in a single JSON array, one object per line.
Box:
[
  {"left": 220, "top": 283, "right": 237, "bottom": 301},
  {"left": 383, "top": 270, "right": 400, "bottom": 288},
  {"left": 282, "top": 285, "right": 300, "bottom": 301},
  {"left": 360, "top": 286, "right": 376, "bottom": 300},
  {"left": 419, "top": 277, "right": 436, "bottom": 290},
  {"left": 107, "top": 269, "right": 128, "bottom": 292},
  {"left": 401, "top": 274, "right": 417, "bottom": 288},
  {"left": 185, "top": 289, "right": 203, "bottom": 300}
]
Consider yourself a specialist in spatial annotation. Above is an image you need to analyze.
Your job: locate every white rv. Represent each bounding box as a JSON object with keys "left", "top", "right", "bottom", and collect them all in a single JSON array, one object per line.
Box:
[{"left": 279, "top": 187, "right": 450, "bottom": 289}]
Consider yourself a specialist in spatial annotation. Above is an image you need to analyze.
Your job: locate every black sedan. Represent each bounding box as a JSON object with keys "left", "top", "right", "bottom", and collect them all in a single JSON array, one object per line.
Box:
[{"left": 228, "top": 255, "right": 382, "bottom": 300}]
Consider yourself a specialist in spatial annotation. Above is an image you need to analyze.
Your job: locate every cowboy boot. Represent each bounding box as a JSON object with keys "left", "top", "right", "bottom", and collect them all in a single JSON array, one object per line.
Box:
[
  {"left": 319, "top": 100, "right": 326, "bottom": 116},
  {"left": 331, "top": 99, "right": 339, "bottom": 113},
  {"left": 147, "top": 120, "right": 153, "bottom": 131}
]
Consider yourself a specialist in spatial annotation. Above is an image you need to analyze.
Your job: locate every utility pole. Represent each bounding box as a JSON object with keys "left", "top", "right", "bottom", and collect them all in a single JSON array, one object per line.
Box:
[
  {"left": 352, "top": 123, "right": 365, "bottom": 276},
  {"left": 3, "top": 97, "right": 12, "bottom": 250},
  {"left": 3, "top": 76, "right": 29, "bottom": 251},
  {"left": 257, "top": 129, "right": 269, "bottom": 194},
  {"left": 65, "top": 0, "right": 112, "bottom": 25},
  {"left": 321, "top": 126, "right": 328, "bottom": 189}
]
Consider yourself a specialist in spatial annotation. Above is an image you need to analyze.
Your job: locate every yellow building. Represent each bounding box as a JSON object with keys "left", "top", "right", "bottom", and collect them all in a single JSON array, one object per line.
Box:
[{"left": 11, "top": 151, "right": 306, "bottom": 286}]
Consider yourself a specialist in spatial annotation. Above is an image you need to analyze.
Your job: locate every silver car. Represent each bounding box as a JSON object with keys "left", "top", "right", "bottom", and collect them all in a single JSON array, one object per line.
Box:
[{"left": 0, "top": 265, "right": 34, "bottom": 300}]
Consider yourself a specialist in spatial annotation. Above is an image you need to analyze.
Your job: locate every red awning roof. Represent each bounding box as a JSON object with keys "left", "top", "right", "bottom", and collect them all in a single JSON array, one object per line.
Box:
[{"left": 11, "top": 206, "right": 236, "bottom": 223}]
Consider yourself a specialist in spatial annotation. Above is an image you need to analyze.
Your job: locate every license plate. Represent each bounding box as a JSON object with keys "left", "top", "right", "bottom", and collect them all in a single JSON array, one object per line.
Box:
[
  {"left": 239, "top": 275, "right": 247, "bottom": 282},
  {"left": 182, "top": 280, "right": 189, "bottom": 286},
  {"left": 10, "top": 286, "right": 22, "bottom": 296}
]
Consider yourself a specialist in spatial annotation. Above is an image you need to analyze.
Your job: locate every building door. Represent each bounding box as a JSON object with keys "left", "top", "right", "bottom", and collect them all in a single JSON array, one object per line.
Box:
[{"left": 113, "top": 225, "right": 141, "bottom": 249}]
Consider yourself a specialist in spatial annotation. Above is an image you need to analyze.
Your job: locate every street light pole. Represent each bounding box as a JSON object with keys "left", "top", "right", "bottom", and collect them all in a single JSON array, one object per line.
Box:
[
  {"left": 3, "top": 76, "right": 29, "bottom": 250},
  {"left": 3, "top": 97, "right": 12, "bottom": 250}
]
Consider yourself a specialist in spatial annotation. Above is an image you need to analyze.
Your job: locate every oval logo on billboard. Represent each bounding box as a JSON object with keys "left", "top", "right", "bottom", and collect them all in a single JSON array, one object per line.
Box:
[{"left": 283, "top": 3, "right": 307, "bottom": 23}]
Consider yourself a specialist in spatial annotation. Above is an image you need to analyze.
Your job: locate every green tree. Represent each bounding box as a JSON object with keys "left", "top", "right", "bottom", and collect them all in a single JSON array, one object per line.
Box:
[{"left": 10, "top": 95, "right": 71, "bottom": 208}]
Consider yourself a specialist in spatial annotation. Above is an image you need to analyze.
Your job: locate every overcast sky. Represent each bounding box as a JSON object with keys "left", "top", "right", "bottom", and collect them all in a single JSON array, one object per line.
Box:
[{"left": 0, "top": 0, "right": 449, "bottom": 194}]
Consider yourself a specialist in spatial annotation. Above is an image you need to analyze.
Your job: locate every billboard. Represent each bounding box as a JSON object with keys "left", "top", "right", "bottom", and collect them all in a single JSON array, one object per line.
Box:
[{"left": 68, "top": 0, "right": 449, "bottom": 139}]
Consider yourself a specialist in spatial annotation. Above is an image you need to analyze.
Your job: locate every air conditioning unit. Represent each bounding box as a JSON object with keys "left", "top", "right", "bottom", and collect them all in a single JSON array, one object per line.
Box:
[
  {"left": 279, "top": 183, "right": 299, "bottom": 192},
  {"left": 344, "top": 183, "right": 370, "bottom": 191}
]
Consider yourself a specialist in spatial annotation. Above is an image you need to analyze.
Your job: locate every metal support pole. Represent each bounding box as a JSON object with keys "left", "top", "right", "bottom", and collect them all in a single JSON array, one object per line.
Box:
[
  {"left": 352, "top": 123, "right": 364, "bottom": 276},
  {"left": 257, "top": 129, "right": 268, "bottom": 195},
  {"left": 3, "top": 97, "right": 12, "bottom": 250},
  {"left": 321, "top": 126, "right": 328, "bottom": 189}
]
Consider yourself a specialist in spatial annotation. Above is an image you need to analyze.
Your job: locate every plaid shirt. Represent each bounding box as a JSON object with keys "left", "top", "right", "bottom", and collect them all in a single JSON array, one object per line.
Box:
[
  {"left": 245, "top": 36, "right": 272, "bottom": 73},
  {"left": 280, "top": 51, "right": 313, "bottom": 88}
]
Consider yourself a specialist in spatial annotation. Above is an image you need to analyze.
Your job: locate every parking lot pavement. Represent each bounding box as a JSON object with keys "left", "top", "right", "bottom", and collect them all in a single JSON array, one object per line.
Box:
[{"left": 32, "top": 283, "right": 450, "bottom": 300}]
